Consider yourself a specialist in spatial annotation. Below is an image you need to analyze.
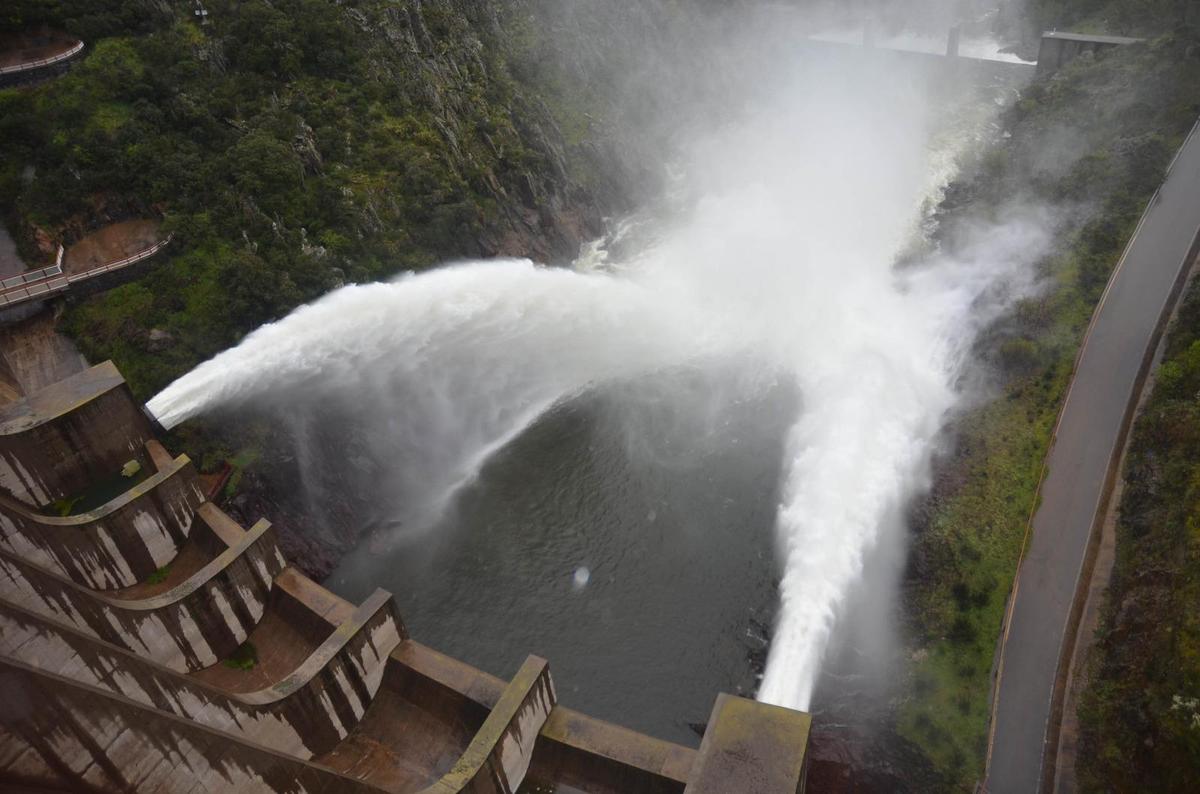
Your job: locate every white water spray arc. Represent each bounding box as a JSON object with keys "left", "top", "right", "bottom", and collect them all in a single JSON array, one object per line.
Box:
[{"left": 148, "top": 25, "right": 1047, "bottom": 713}]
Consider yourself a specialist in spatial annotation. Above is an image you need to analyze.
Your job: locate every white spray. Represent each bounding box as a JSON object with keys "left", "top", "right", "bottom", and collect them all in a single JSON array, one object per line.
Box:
[{"left": 148, "top": 24, "right": 1050, "bottom": 711}]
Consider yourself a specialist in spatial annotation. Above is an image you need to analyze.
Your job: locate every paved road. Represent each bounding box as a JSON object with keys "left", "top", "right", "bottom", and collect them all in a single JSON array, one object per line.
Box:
[{"left": 985, "top": 120, "right": 1200, "bottom": 794}]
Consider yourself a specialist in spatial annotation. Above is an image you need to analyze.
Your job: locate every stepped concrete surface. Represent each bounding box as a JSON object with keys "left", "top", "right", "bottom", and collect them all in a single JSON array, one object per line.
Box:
[
  {"left": 0, "top": 360, "right": 814, "bottom": 792},
  {"left": 0, "top": 441, "right": 205, "bottom": 589}
]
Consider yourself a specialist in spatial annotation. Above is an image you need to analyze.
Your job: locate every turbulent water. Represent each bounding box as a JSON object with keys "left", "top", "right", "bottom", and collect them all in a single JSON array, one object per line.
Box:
[{"left": 149, "top": 35, "right": 1049, "bottom": 713}]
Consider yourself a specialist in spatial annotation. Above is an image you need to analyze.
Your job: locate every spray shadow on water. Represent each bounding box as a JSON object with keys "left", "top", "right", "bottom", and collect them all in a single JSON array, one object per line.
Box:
[{"left": 328, "top": 364, "right": 796, "bottom": 745}]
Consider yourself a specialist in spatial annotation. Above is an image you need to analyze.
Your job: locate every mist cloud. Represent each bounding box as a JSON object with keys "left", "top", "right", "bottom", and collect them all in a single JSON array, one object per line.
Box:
[{"left": 149, "top": 2, "right": 1055, "bottom": 711}]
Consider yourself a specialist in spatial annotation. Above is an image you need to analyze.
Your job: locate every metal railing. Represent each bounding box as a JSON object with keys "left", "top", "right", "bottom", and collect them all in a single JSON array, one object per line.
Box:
[
  {"left": 64, "top": 234, "right": 173, "bottom": 284},
  {"left": 0, "top": 275, "right": 70, "bottom": 307},
  {"left": 0, "top": 41, "right": 84, "bottom": 75},
  {"left": 0, "top": 234, "right": 172, "bottom": 308}
]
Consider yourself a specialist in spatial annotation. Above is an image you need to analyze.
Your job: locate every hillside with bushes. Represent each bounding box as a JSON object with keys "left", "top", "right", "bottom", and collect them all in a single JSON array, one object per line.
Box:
[{"left": 1, "top": 0, "right": 613, "bottom": 396}]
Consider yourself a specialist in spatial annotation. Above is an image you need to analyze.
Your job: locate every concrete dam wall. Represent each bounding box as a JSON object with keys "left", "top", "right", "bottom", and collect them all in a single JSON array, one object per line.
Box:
[{"left": 0, "top": 359, "right": 813, "bottom": 793}]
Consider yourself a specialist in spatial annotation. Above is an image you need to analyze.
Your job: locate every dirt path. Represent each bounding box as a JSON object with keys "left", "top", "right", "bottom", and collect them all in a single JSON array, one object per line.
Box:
[
  {"left": 0, "top": 29, "right": 78, "bottom": 70},
  {"left": 64, "top": 220, "right": 161, "bottom": 276}
]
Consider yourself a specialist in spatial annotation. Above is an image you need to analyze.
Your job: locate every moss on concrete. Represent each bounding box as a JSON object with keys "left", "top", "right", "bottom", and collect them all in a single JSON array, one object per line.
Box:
[{"left": 223, "top": 641, "right": 258, "bottom": 671}]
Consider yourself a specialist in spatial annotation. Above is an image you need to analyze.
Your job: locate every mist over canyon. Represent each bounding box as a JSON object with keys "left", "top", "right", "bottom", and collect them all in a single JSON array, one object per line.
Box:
[{"left": 149, "top": 2, "right": 1051, "bottom": 738}]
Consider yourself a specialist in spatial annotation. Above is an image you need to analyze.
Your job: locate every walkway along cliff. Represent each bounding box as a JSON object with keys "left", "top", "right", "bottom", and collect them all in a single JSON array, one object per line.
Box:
[
  {"left": 0, "top": 28, "right": 84, "bottom": 88},
  {"left": 0, "top": 359, "right": 812, "bottom": 792}
]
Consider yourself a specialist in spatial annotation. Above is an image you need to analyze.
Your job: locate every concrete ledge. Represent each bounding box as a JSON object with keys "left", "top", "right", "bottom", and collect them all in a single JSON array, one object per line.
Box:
[
  {"left": 0, "top": 656, "right": 386, "bottom": 793},
  {"left": 238, "top": 588, "right": 406, "bottom": 751},
  {"left": 798, "top": 36, "right": 1035, "bottom": 82},
  {"left": 0, "top": 46, "right": 82, "bottom": 88},
  {"left": 119, "top": 516, "right": 280, "bottom": 611},
  {"left": 0, "top": 513, "right": 285, "bottom": 672},
  {"left": 144, "top": 437, "right": 174, "bottom": 470},
  {"left": 683, "top": 694, "right": 811, "bottom": 794},
  {"left": 0, "top": 360, "right": 818, "bottom": 792},
  {"left": 528, "top": 706, "right": 695, "bottom": 793},
  {"left": 3, "top": 40, "right": 81, "bottom": 72},
  {"left": 331, "top": 600, "right": 703, "bottom": 794},
  {"left": 0, "top": 30, "right": 84, "bottom": 90},
  {"left": 395, "top": 638, "right": 508, "bottom": 711},
  {"left": 1041, "top": 30, "right": 1142, "bottom": 45},
  {"left": 0, "top": 449, "right": 205, "bottom": 589},
  {"left": 0, "top": 361, "right": 152, "bottom": 506},
  {"left": 1036, "top": 30, "right": 1142, "bottom": 75},
  {"left": 420, "top": 655, "right": 556, "bottom": 794}
]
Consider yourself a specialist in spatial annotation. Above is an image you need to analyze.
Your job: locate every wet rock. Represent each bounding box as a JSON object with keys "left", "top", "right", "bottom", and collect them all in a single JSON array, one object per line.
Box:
[
  {"left": 291, "top": 121, "right": 323, "bottom": 173},
  {"left": 146, "top": 328, "right": 174, "bottom": 352},
  {"left": 33, "top": 226, "right": 56, "bottom": 258},
  {"left": 808, "top": 724, "right": 949, "bottom": 794}
]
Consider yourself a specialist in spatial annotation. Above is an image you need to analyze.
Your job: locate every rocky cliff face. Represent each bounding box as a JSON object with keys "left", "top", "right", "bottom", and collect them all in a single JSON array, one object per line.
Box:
[{"left": 338, "top": 0, "right": 609, "bottom": 262}]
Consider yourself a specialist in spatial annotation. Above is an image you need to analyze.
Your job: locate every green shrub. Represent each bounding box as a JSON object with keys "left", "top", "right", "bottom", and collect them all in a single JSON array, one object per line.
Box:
[
  {"left": 145, "top": 566, "right": 170, "bottom": 585},
  {"left": 223, "top": 641, "right": 258, "bottom": 671}
]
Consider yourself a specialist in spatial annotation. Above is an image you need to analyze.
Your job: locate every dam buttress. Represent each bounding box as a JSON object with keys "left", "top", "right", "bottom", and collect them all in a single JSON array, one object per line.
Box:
[{"left": 0, "top": 360, "right": 812, "bottom": 793}]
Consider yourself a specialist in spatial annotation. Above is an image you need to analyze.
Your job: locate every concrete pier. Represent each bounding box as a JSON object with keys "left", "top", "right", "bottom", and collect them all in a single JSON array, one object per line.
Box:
[{"left": 1036, "top": 31, "right": 1142, "bottom": 76}]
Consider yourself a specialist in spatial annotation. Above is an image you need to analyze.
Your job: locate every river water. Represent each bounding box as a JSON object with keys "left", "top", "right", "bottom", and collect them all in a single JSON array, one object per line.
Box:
[{"left": 326, "top": 368, "right": 796, "bottom": 742}]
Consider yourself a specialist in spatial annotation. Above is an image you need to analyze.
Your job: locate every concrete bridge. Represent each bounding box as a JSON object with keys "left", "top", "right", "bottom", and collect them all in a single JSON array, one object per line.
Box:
[
  {"left": 808, "top": 26, "right": 1141, "bottom": 81},
  {"left": 0, "top": 360, "right": 814, "bottom": 793},
  {"left": 0, "top": 234, "right": 173, "bottom": 316},
  {"left": 803, "top": 30, "right": 1035, "bottom": 85}
]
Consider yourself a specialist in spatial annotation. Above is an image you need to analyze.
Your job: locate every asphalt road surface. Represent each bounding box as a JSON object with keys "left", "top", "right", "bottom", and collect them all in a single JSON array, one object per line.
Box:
[{"left": 985, "top": 121, "right": 1200, "bottom": 794}]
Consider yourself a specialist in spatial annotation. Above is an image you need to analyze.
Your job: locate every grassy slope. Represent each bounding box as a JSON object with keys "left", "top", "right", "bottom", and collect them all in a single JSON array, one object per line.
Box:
[{"left": 896, "top": 35, "right": 1200, "bottom": 789}]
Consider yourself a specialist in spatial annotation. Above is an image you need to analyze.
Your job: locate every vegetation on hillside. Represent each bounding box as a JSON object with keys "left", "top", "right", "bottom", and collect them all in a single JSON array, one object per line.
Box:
[
  {"left": 1, "top": 0, "right": 606, "bottom": 398},
  {"left": 1074, "top": 261, "right": 1200, "bottom": 790},
  {"left": 1026, "top": 0, "right": 1194, "bottom": 36},
  {"left": 895, "top": 32, "right": 1200, "bottom": 790},
  {"left": 0, "top": 0, "right": 636, "bottom": 575}
]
